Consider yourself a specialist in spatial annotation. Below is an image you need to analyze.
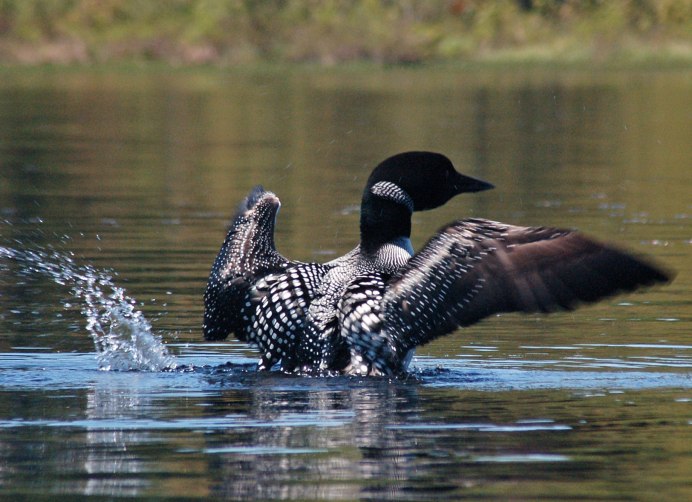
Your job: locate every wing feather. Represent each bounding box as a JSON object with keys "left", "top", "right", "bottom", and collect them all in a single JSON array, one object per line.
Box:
[
  {"left": 203, "top": 186, "right": 288, "bottom": 341},
  {"left": 383, "top": 218, "right": 673, "bottom": 353}
]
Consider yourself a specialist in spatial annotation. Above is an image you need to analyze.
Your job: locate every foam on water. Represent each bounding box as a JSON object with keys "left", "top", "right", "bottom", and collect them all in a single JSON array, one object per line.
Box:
[{"left": 1, "top": 245, "right": 177, "bottom": 372}]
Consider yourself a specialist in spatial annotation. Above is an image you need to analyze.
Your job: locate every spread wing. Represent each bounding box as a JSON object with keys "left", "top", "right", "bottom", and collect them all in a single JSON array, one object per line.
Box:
[
  {"left": 203, "top": 186, "right": 289, "bottom": 341},
  {"left": 383, "top": 218, "right": 673, "bottom": 353}
]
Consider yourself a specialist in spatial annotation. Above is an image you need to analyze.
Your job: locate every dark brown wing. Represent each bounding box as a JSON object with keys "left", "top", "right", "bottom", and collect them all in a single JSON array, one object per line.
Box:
[{"left": 382, "top": 218, "right": 673, "bottom": 352}]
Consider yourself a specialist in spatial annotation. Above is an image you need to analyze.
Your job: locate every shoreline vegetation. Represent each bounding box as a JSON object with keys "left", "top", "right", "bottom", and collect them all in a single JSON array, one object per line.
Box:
[{"left": 0, "top": 0, "right": 690, "bottom": 67}]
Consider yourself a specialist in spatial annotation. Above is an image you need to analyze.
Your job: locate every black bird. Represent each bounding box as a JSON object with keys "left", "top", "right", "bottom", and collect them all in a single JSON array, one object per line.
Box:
[{"left": 203, "top": 152, "right": 673, "bottom": 375}]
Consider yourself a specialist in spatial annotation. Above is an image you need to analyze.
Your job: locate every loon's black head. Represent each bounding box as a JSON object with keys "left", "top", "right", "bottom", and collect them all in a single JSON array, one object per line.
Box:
[
  {"left": 360, "top": 152, "right": 493, "bottom": 251},
  {"left": 203, "top": 186, "right": 282, "bottom": 341},
  {"left": 364, "top": 151, "right": 493, "bottom": 211}
]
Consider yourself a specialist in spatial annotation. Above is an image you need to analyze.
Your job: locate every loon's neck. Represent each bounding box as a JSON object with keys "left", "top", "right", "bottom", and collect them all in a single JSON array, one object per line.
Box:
[{"left": 359, "top": 197, "right": 412, "bottom": 255}]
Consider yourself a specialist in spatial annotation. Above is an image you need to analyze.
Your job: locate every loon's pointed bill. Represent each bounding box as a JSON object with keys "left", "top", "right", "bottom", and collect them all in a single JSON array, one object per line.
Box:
[
  {"left": 453, "top": 172, "right": 494, "bottom": 193},
  {"left": 203, "top": 151, "right": 673, "bottom": 376}
]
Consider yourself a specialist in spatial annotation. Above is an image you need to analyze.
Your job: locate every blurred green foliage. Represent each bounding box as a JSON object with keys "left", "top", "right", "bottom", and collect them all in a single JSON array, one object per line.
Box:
[{"left": 0, "top": 0, "right": 690, "bottom": 64}]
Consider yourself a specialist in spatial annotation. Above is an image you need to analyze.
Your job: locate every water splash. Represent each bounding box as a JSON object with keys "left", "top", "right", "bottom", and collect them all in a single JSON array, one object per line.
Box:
[{"left": 1, "top": 245, "right": 176, "bottom": 371}]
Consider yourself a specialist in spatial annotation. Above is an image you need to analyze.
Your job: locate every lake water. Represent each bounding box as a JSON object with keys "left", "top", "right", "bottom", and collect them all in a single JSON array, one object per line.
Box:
[{"left": 0, "top": 66, "right": 690, "bottom": 500}]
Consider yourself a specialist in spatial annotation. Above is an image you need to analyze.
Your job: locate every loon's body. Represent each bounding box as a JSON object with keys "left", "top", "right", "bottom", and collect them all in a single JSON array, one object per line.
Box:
[{"left": 204, "top": 152, "right": 672, "bottom": 375}]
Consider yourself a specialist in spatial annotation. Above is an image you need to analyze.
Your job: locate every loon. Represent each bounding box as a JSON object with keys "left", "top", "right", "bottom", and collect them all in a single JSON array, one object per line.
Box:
[{"left": 204, "top": 151, "right": 672, "bottom": 376}]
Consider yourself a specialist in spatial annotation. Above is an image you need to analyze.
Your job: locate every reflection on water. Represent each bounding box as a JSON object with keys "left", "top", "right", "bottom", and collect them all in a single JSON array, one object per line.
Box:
[
  {"left": 0, "top": 67, "right": 690, "bottom": 500},
  {"left": 0, "top": 354, "right": 689, "bottom": 499}
]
